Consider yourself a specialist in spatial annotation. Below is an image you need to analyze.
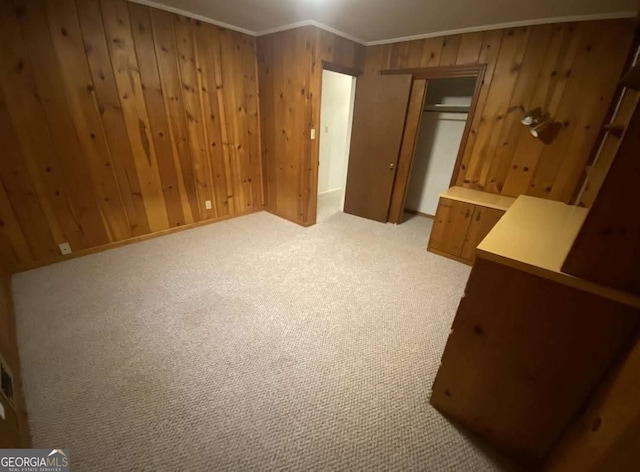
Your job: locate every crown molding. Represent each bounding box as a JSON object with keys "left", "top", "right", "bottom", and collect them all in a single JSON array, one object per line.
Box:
[
  {"left": 366, "top": 11, "right": 637, "bottom": 45},
  {"left": 126, "top": 1, "right": 635, "bottom": 47},
  {"left": 256, "top": 20, "right": 366, "bottom": 45},
  {"left": 127, "top": 0, "right": 257, "bottom": 36}
]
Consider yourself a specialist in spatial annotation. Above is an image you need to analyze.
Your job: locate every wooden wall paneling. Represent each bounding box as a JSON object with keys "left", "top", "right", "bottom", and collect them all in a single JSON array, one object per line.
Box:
[
  {"left": 219, "top": 29, "right": 250, "bottom": 213},
  {"left": 463, "top": 28, "right": 531, "bottom": 191},
  {"left": 456, "top": 32, "right": 484, "bottom": 65},
  {"left": 0, "top": 182, "right": 32, "bottom": 269},
  {"left": 297, "top": 28, "right": 314, "bottom": 224},
  {"left": 0, "top": 0, "right": 261, "bottom": 271},
  {"left": 191, "top": 22, "right": 231, "bottom": 218},
  {"left": 360, "top": 20, "right": 633, "bottom": 203},
  {"left": 0, "top": 269, "right": 30, "bottom": 447},
  {"left": 149, "top": 8, "right": 201, "bottom": 222},
  {"left": 387, "top": 79, "right": 427, "bottom": 224},
  {"left": 173, "top": 14, "right": 215, "bottom": 221},
  {"left": 0, "top": 87, "right": 56, "bottom": 263},
  {"left": 418, "top": 38, "right": 444, "bottom": 67},
  {"left": 362, "top": 44, "right": 392, "bottom": 76},
  {"left": 45, "top": 0, "right": 131, "bottom": 242},
  {"left": 99, "top": 0, "right": 172, "bottom": 231},
  {"left": 547, "top": 21, "right": 634, "bottom": 202},
  {"left": 74, "top": 0, "right": 152, "bottom": 237},
  {"left": 438, "top": 35, "right": 462, "bottom": 66},
  {"left": 0, "top": 0, "right": 100, "bottom": 252},
  {"left": 454, "top": 30, "right": 505, "bottom": 188},
  {"left": 127, "top": 2, "right": 189, "bottom": 227},
  {"left": 482, "top": 25, "right": 555, "bottom": 194},
  {"left": 498, "top": 23, "right": 579, "bottom": 197},
  {"left": 240, "top": 34, "right": 264, "bottom": 210},
  {"left": 19, "top": 0, "right": 116, "bottom": 247},
  {"left": 389, "top": 41, "right": 411, "bottom": 69},
  {"left": 257, "top": 35, "right": 274, "bottom": 209},
  {"left": 545, "top": 333, "right": 640, "bottom": 471},
  {"left": 258, "top": 27, "right": 316, "bottom": 224}
]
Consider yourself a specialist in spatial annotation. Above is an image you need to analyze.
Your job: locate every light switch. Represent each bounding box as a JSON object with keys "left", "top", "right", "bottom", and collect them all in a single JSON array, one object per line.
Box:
[
  {"left": 0, "top": 401, "right": 4, "bottom": 420},
  {"left": 310, "top": 128, "right": 316, "bottom": 140}
]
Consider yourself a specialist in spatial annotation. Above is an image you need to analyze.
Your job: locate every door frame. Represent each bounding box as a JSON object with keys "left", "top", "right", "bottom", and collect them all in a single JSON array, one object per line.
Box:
[
  {"left": 309, "top": 61, "right": 361, "bottom": 225},
  {"left": 382, "top": 64, "right": 486, "bottom": 224}
]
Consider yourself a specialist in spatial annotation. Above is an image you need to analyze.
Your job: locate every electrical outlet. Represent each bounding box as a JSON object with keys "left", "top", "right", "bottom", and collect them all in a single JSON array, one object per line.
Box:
[
  {"left": 59, "top": 243, "right": 72, "bottom": 255},
  {"left": 205, "top": 200, "right": 212, "bottom": 210},
  {"left": 310, "top": 128, "right": 316, "bottom": 140}
]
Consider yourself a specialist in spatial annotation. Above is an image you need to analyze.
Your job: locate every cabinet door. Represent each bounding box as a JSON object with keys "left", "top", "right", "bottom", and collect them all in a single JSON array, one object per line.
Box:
[
  {"left": 460, "top": 206, "right": 505, "bottom": 262},
  {"left": 428, "top": 198, "right": 474, "bottom": 257}
]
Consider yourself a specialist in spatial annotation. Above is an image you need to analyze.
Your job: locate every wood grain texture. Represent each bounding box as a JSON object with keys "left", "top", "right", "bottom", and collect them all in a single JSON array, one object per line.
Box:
[
  {"left": 343, "top": 74, "right": 412, "bottom": 222},
  {"left": 258, "top": 27, "right": 364, "bottom": 225},
  {"left": 545, "top": 332, "right": 640, "bottom": 472},
  {"left": 0, "top": 0, "right": 261, "bottom": 271},
  {"left": 0, "top": 267, "right": 30, "bottom": 447},
  {"left": 431, "top": 257, "right": 639, "bottom": 465},
  {"left": 460, "top": 206, "right": 505, "bottom": 261},
  {"left": 363, "top": 20, "right": 634, "bottom": 203},
  {"left": 428, "top": 198, "right": 474, "bottom": 258},
  {"left": 562, "top": 103, "right": 640, "bottom": 296}
]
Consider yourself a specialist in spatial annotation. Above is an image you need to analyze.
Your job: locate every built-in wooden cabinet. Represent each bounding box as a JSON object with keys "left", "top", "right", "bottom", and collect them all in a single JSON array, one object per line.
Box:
[
  {"left": 430, "top": 196, "right": 640, "bottom": 466},
  {"left": 427, "top": 187, "right": 514, "bottom": 264}
]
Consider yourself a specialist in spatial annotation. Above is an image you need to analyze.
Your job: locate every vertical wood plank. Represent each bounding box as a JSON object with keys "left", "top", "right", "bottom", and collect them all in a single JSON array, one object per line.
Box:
[
  {"left": 45, "top": 0, "right": 131, "bottom": 241},
  {"left": 99, "top": 0, "right": 171, "bottom": 231},
  {"left": 127, "top": 2, "right": 189, "bottom": 226},
  {"left": 173, "top": 14, "right": 215, "bottom": 221},
  {"left": 75, "top": 0, "right": 152, "bottom": 237}
]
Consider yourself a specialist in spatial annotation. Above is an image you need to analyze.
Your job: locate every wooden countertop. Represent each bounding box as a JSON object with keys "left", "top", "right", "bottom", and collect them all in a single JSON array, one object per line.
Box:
[
  {"left": 439, "top": 186, "right": 515, "bottom": 212},
  {"left": 477, "top": 196, "right": 640, "bottom": 309}
]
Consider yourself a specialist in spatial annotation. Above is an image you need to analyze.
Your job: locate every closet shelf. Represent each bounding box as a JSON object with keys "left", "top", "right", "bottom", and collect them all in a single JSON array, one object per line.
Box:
[{"left": 423, "top": 104, "right": 470, "bottom": 113}]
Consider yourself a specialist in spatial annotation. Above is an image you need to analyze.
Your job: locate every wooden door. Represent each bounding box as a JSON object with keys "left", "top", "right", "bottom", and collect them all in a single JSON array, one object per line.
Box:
[
  {"left": 428, "top": 198, "right": 474, "bottom": 258},
  {"left": 343, "top": 74, "right": 412, "bottom": 222},
  {"left": 460, "top": 207, "right": 505, "bottom": 261}
]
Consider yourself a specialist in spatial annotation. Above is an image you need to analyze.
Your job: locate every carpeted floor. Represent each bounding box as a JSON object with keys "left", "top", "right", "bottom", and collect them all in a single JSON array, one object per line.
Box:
[{"left": 13, "top": 206, "right": 515, "bottom": 471}]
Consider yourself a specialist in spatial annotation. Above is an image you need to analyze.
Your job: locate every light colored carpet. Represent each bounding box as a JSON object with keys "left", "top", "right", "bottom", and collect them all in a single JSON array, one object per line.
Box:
[{"left": 13, "top": 208, "right": 514, "bottom": 471}]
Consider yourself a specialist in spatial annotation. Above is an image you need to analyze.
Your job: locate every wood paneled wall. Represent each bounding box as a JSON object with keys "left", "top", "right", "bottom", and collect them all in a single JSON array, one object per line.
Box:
[
  {"left": 258, "top": 27, "right": 364, "bottom": 225},
  {"left": 0, "top": 266, "right": 30, "bottom": 447},
  {"left": 0, "top": 0, "right": 262, "bottom": 271},
  {"left": 364, "top": 20, "right": 634, "bottom": 203}
]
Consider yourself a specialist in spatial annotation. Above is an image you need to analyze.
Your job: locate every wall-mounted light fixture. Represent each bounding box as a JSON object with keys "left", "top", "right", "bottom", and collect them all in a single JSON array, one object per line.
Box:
[{"left": 520, "top": 108, "right": 560, "bottom": 145}]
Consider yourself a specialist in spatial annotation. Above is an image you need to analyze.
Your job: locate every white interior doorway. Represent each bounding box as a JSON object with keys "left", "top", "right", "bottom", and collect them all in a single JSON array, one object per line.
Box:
[
  {"left": 405, "top": 77, "right": 477, "bottom": 218},
  {"left": 317, "top": 69, "right": 356, "bottom": 223}
]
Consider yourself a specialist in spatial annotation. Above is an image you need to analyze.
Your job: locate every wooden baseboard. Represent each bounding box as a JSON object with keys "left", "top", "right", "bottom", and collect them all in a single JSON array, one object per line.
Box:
[
  {"left": 427, "top": 246, "right": 473, "bottom": 266},
  {"left": 13, "top": 208, "right": 263, "bottom": 274}
]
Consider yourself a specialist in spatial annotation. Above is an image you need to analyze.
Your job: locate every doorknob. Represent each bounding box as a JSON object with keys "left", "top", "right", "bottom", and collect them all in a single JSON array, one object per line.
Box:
[{"left": 389, "top": 163, "right": 395, "bottom": 170}]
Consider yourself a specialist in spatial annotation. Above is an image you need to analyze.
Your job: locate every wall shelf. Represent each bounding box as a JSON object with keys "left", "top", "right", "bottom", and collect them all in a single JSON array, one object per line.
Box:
[{"left": 620, "top": 64, "right": 640, "bottom": 90}]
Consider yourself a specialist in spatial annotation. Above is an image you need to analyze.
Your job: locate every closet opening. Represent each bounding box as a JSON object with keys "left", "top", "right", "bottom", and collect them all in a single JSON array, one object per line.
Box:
[
  {"left": 316, "top": 69, "right": 357, "bottom": 223},
  {"left": 403, "top": 77, "right": 477, "bottom": 220}
]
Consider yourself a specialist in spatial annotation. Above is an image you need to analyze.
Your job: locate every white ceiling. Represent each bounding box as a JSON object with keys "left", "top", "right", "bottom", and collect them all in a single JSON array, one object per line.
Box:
[{"left": 132, "top": 0, "right": 637, "bottom": 44}]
